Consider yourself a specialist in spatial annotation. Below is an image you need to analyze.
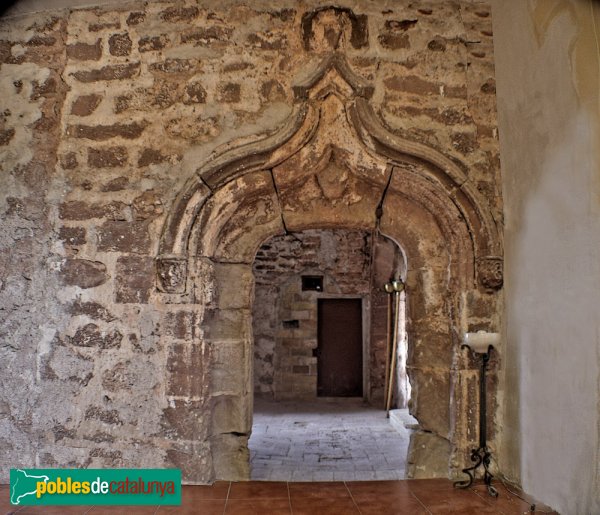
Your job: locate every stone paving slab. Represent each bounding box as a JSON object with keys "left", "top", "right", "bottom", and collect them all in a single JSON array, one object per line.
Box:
[{"left": 249, "top": 398, "right": 410, "bottom": 481}]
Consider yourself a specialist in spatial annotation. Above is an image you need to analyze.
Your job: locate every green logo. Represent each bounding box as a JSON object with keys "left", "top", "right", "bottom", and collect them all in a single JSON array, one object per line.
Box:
[{"left": 10, "top": 469, "right": 181, "bottom": 506}]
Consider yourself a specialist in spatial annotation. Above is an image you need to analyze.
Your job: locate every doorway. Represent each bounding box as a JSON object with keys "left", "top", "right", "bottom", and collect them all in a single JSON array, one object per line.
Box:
[
  {"left": 317, "top": 298, "right": 363, "bottom": 397},
  {"left": 250, "top": 228, "right": 411, "bottom": 480}
]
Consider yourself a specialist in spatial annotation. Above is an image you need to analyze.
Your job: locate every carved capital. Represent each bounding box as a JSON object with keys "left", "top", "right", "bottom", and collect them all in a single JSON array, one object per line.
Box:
[
  {"left": 156, "top": 256, "right": 187, "bottom": 293},
  {"left": 477, "top": 257, "right": 503, "bottom": 290}
]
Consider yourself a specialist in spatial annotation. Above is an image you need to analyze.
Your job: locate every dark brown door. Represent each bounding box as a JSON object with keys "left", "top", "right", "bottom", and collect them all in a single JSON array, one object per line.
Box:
[{"left": 317, "top": 298, "right": 363, "bottom": 397}]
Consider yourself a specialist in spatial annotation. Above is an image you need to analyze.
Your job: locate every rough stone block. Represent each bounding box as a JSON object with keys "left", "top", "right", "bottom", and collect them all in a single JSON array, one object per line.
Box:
[
  {"left": 67, "top": 121, "right": 146, "bottom": 141},
  {"left": 58, "top": 258, "right": 109, "bottom": 289},
  {"left": 183, "top": 81, "right": 206, "bottom": 104},
  {"left": 97, "top": 220, "right": 150, "bottom": 253},
  {"left": 60, "top": 152, "right": 78, "bottom": 169},
  {"left": 71, "top": 63, "right": 140, "bottom": 82},
  {"left": 66, "top": 39, "right": 102, "bottom": 61},
  {"left": 0, "top": 128, "right": 15, "bottom": 146},
  {"left": 44, "top": 344, "right": 94, "bottom": 386},
  {"left": 68, "top": 323, "right": 122, "bottom": 349},
  {"left": 126, "top": 12, "right": 145, "bottom": 26},
  {"left": 115, "top": 255, "right": 154, "bottom": 303},
  {"left": 150, "top": 59, "right": 197, "bottom": 74},
  {"left": 58, "top": 226, "right": 86, "bottom": 245},
  {"left": 182, "top": 26, "right": 233, "bottom": 46},
  {"left": 137, "top": 148, "right": 167, "bottom": 167},
  {"left": 108, "top": 33, "right": 132, "bottom": 56},
  {"left": 217, "top": 82, "right": 241, "bottom": 103},
  {"left": 58, "top": 200, "right": 128, "bottom": 220},
  {"left": 70, "top": 94, "right": 102, "bottom": 116},
  {"left": 88, "top": 146, "right": 128, "bottom": 168},
  {"left": 68, "top": 299, "right": 115, "bottom": 322},
  {"left": 101, "top": 359, "right": 158, "bottom": 393},
  {"left": 132, "top": 190, "right": 164, "bottom": 220},
  {"left": 139, "top": 35, "right": 168, "bottom": 52},
  {"left": 101, "top": 177, "right": 129, "bottom": 192},
  {"left": 160, "top": 6, "right": 199, "bottom": 22},
  {"left": 378, "top": 32, "right": 410, "bottom": 50}
]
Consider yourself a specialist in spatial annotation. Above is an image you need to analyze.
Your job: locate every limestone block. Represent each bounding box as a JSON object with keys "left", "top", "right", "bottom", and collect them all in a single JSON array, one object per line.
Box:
[
  {"left": 209, "top": 433, "right": 250, "bottom": 481},
  {"left": 208, "top": 339, "right": 248, "bottom": 396},
  {"left": 202, "top": 309, "right": 251, "bottom": 341},
  {"left": 166, "top": 441, "right": 213, "bottom": 484},
  {"left": 408, "top": 368, "right": 451, "bottom": 437},
  {"left": 210, "top": 394, "right": 251, "bottom": 436},
  {"left": 194, "top": 170, "right": 285, "bottom": 263},
  {"left": 407, "top": 430, "right": 451, "bottom": 479},
  {"left": 408, "top": 327, "right": 454, "bottom": 369},
  {"left": 161, "top": 399, "right": 207, "bottom": 441}
]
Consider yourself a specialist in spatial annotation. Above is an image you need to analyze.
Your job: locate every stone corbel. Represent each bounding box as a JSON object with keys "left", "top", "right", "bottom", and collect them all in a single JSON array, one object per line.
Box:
[
  {"left": 156, "top": 256, "right": 188, "bottom": 293},
  {"left": 477, "top": 257, "right": 503, "bottom": 290}
]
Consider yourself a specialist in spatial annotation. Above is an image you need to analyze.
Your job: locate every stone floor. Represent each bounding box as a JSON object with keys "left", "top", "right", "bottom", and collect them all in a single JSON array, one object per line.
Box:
[
  {"left": 249, "top": 397, "right": 410, "bottom": 481},
  {"left": 1, "top": 480, "right": 559, "bottom": 514}
]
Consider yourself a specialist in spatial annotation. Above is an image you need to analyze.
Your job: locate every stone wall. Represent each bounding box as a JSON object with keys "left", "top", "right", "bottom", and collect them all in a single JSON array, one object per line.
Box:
[
  {"left": 492, "top": 0, "right": 600, "bottom": 512},
  {"left": 0, "top": 0, "right": 501, "bottom": 483}
]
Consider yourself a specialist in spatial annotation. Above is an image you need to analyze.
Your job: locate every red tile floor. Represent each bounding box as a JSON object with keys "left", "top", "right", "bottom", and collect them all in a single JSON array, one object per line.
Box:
[{"left": 2, "top": 479, "right": 558, "bottom": 514}]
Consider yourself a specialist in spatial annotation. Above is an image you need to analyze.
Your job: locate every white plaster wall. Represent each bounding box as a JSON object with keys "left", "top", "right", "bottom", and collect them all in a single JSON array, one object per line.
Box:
[{"left": 492, "top": 0, "right": 600, "bottom": 512}]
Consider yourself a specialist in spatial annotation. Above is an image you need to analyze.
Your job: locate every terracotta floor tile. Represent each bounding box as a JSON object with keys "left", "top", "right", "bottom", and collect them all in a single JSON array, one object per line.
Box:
[
  {"left": 427, "top": 505, "right": 501, "bottom": 514},
  {"left": 224, "top": 498, "right": 291, "bottom": 514},
  {"left": 471, "top": 482, "right": 534, "bottom": 514},
  {"left": 85, "top": 506, "right": 158, "bottom": 514},
  {"left": 288, "top": 481, "right": 350, "bottom": 499},
  {"left": 351, "top": 494, "right": 430, "bottom": 515},
  {"left": 157, "top": 499, "right": 226, "bottom": 514},
  {"left": 407, "top": 479, "right": 500, "bottom": 513},
  {"left": 1, "top": 502, "right": 18, "bottom": 515},
  {"left": 9, "top": 507, "right": 92, "bottom": 515},
  {"left": 181, "top": 482, "right": 230, "bottom": 501},
  {"left": 346, "top": 480, "right": 413, "bottom": 497},
  {"left": 228, "top": 481, "right": 289, "bottom": 500},
  {"left": 290, "top": 496, "right": 360, "bottom": 514}
]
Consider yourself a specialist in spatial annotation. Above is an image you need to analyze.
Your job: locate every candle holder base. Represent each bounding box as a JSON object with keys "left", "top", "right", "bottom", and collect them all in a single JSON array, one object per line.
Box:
[{"left": 454, "top": 446, "right": 498, "bottom": 497}]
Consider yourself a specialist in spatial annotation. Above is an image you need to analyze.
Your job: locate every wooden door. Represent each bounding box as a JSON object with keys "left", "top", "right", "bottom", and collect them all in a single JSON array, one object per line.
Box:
[{"left": 317, "top": 298, "right": 363, "bottom": 397}]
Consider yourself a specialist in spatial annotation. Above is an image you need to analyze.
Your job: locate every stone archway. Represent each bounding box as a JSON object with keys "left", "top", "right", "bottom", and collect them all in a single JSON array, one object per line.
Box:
[{"left": 155, "top": 10, "right": 503, "bottom": 483}]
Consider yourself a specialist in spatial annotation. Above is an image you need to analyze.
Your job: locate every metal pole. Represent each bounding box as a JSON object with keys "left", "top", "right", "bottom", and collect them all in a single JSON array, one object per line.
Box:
[
  {"left": 454, "top": 346, "right": 497, "bottom": 497},
  {"left": 480, "top": 351, "right": 487, "bottom": 449},
  {"left": 385, "top": 289, "right": 401, "bottom": 414},
  {"left": 383, "top": 292, "right": 392, "bottom": 410}
]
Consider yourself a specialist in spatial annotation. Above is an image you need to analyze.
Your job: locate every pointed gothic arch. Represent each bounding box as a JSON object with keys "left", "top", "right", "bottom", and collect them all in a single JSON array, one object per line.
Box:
[{"left": 156, "top": 48, "right": 503, "bottom": 481}]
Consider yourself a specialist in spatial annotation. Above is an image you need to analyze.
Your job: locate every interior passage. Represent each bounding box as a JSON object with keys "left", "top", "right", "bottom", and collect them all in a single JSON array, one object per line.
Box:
[{"left": 249, "top": 398, "right": 410, "bottom": 482}]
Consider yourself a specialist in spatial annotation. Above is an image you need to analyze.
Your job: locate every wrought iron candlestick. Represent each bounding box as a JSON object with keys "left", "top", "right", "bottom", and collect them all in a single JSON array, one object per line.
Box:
[{"left": 454, "top": 332, "right": 500, "bottom": 497}]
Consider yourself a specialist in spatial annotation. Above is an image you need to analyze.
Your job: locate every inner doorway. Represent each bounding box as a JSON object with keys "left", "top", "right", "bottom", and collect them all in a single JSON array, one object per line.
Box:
[
  {"left": 250, "top": 228, "right": 411, "bottom": 481},
  {"left": 317, "top": 298, "right": 363, "bottom": 397}
]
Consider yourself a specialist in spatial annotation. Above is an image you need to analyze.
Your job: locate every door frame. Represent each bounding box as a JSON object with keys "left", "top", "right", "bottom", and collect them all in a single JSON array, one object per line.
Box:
[{"left": 315, "top": 293, "right": 370, "bottom": 401}]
